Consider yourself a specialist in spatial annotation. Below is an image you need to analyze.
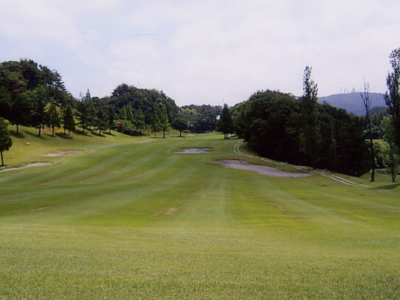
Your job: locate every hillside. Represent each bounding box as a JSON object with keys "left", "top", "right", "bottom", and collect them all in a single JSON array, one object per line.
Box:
[{"left": 319, "top": 92, "right": 386, "bottom": 115}]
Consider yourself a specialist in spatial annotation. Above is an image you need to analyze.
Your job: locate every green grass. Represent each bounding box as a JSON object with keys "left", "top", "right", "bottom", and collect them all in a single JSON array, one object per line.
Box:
[{"left": 0, "top": 126, "right": 399, "bottom": 299}]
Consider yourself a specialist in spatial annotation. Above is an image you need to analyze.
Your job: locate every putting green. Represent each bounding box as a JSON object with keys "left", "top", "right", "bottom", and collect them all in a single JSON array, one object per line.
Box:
[{"left": 0, "top": 130, "right": 399, "bottom": 299}]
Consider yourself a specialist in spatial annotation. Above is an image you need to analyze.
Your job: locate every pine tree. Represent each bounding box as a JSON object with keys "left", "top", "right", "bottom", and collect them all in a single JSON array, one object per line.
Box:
[
  {"left": 299, "top": 66, "right": 321, "bottom": 169},
  {"left": 45, "top": 98, "right": 61, "bottom": 137},
  {"left": 62, "top": 103, "right": 75, "bottom": 137},
  {"left": 107, "top": 105, "right": 116, "bottom": 134},
  {"left": 135, "top": 108, "right": 146, "bottom": 134},
  {"left": 31, "top": 86, "right": 48, "bottom": 137},
  {"left": 385, "top": 48, "right": 400, "bottom": 150},
  {"left": 151, "top": 105, "right": 161, "bottom": 138},
  {"left": 94, "top": 104, "right": 108, "bottom": 135},
  {"left": 76, "top": 94, "right": 89, "bottom": 134}
]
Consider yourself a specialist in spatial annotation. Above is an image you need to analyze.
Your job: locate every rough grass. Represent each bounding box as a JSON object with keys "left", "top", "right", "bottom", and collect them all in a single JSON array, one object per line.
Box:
[{"left": 0, "top": 126, "right": 399, "bottom": 299}]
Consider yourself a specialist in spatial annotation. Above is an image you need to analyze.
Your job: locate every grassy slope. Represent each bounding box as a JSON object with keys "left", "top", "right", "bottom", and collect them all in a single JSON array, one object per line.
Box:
[{"left": 0, "top": 126, "right": 399, "bottom": 299}]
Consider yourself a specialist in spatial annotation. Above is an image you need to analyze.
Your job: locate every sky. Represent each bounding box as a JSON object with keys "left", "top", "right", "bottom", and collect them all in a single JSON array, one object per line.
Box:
[{"left": 1, "top": 0, "right": 400, "bottom": 107}]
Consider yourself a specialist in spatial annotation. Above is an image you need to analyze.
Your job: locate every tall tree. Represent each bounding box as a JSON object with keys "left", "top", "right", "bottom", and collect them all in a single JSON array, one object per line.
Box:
[
  {"left": 62, "top": 102, "right": 75, "bottom": 137},
  {"left": 0, "top": 118, "right": 12, "bottom": 166},
  {"left": 299, "top": 66, "right": 321, "bottom": 169},
  {"left": 6, "top": 72, "right": 29, "bottom": 134},
  {"left": 216, "top": 104, "right": 234, "bottom": 139},
  {"left": 76, "top": 93, "right": 90, "bottom": 134},
  {"left": 150, "top": 105, "right": 161, "bottom": 138},
  {"left": 385, "top": 48, "right": 400, "bottom": 150},
  {"left": 382, "top": 116, "right": 399, "bottom": 182},
  {"left": 94, "top": 103, "right": 108, "bottom": 135},
  {"left": 160, "top": 105, "right": 170, "bottom": 138},
  {"left": 134, "top": 108, "right": 146, "bottom": 134},
  {"left": 361, "top": 81, "right": 375, "bottom": 181},
  {"left": 45, "top": 98, "right": 61, "bottom": 136},
  {"left": 107, "top": 104, "right": 116, "bottom": 134},
  {"left": 126, "top": 104, "right": 134, "bottom": 124},
  {"left": 31, "top": 86, "right": 48, "bottom": 137}
]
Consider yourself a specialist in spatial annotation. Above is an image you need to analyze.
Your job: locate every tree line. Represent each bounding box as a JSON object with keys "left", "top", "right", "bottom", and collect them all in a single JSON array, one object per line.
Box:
[
  {"left": 216, "top": 49, "right": 400, "bottom": 180},
  {"left": 1, "top": 51, "right": 399, "bottom": 179},
  {"left": 0, "top": 59, "right": 223, "bottom": 165},
  {"left": 0, "top": 60, "right": 223, "bottom": 140}
]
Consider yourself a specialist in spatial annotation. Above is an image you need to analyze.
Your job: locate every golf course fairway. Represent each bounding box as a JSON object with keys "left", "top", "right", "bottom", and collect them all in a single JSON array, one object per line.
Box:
[{"left": 0, "top": 129, "right": 399, "bottom": 299}]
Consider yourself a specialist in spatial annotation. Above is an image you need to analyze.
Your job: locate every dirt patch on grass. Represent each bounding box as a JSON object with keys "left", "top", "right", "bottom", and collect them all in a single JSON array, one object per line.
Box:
[
  {"left": 0, "top": 163, "right": 52, "bottom": 173},
  {"left": 42, "top": 151, "right": 81, "bottom": 157},
  {"left": 217, "top": 160, "right": 311, "bottom": 178},
  {"left": 166, "top": 208, "right": 178, "bottom": 215}
]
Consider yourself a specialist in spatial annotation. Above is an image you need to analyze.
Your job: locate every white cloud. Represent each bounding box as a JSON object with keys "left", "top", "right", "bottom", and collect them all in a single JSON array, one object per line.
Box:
[{"left": 1, "top": 0, "right": 400, "bottom": 105}]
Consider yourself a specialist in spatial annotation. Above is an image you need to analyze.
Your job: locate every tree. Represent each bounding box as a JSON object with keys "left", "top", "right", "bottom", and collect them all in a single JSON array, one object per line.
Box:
[
  {"left": 94, "top": 103, "right": 108, "bottom": 135},
  {"left": 385, "top": 48, "right": 400, "bottom": 150},
  {"left": 172, "top": 117, "right": 188, "bottom": 137},
  {"left": 180, "top": 108, "right": 198, "bottom": 130},
  {"left": 160, "top": 105, "right": 170, "bottom": 138},
  {"left": 150, "top": 105, "right": 161, "bottom": 138},
  {"left": 299, "top": 66, "right": 321, "bottom": 169},
  {"left": 78, "top": 90, "right": 96, "bottom": 131},
  {"left": 134, "top": 108, "right": 146, "bottom": 134},
  {"left": 382, "top": 116, "right": 399, "bottom": 182},
  {"left": 216, "top": 104, "right": 234, "bottom": 139},
  {"left": 76, "top": 94, "right": 90, "bottom": 134},
  {"left": 0, "top": 118, "right": 12, "bottom": 166},
  {"left": 126, "top": 104, "right": 134, "bottom": 124},
  {"left": 361, "top": 81, "right": 375, "bottom": 181},
  {"left": 6, "top": 72, "right": 29, "bottom": 134},
  {"left": 107, "top": 104, "right": 116, "bottom": 134},
  {"left": 120, "top": 106, "right": 127, "bottom": 120},
  {"left": 45, "top": 98, "right": 61, "bottom": 136},
  {"left": 31, "top": 86, "right": 48, "bottom": 137},
  {"left": 62, "top": 102, "right": 75, "bottom": 137}
]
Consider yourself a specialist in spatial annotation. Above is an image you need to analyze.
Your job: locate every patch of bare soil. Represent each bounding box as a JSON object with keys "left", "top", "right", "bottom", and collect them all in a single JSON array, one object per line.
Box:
[
  {"left": 42, "top": 151, "right": 81, "bottom": 157},
  {"left": 217, "top": 160, "right": 311, "bottom": 178},
  {"left": 0, "top": 163, "right": 52, "bottom": 173}
]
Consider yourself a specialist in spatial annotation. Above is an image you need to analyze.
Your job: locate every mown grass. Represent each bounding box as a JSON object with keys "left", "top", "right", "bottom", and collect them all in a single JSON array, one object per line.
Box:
[{"left": 0, "top": 126, "right": 399, "bottom": 299}]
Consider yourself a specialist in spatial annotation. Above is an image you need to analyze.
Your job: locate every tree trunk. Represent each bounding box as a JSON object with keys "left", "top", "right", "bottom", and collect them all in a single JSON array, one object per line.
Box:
[
  {"left": 0, "top": 151, "right": 4, "bottom": 166},
  {"left": 370, "top": 137, "right": 375, "bottom": 182}
]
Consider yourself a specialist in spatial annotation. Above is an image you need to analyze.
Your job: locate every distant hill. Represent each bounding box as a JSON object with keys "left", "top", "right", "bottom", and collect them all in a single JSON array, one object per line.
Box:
[{"left": 318, "top": 92, "right": 386, "bottom": 115}]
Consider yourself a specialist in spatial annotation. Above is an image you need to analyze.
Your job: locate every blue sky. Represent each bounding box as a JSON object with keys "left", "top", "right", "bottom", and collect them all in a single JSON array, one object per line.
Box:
[{"left": 1, "top": 0, "right": 400, "bottom": 106}]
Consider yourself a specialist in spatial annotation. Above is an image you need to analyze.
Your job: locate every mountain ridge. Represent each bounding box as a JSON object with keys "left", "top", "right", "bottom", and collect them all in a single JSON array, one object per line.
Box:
[{"left": 318, "top": 92, "right": 386, "bottom": 115}]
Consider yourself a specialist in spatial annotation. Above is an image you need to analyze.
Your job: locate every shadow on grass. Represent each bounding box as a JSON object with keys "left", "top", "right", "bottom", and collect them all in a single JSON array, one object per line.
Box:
[
  {"left": 9, "top": 130, "right": 25, "bottom": 139},
  {"left": 372, "top": 183, "right": 400, "bottom": 190},
  {"left": 91, "top": 132, "right": 106, "bottom": 138},
  {"left": 56, "top": 133, "right": 74, "bottom": 140},
  {"left": 102, "top": 131, "right": 116, "bottom": 136},
  {"left": 72, "top": 129, "right": 93, "bottom": 137},
  {"left": 25, "top": 131, "right": 46, "bottom": 139}
]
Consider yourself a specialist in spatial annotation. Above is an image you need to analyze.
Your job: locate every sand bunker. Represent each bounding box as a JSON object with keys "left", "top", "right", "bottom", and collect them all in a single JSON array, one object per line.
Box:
[
  {"left": 42, "top": 151, "right": 81, "bottom": 157},
  {"left": 217, "top": 160, "right": 311, "bottom": 178},
  {"left": 0, "top": 163, "right": 52, "bottom": 173}
]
